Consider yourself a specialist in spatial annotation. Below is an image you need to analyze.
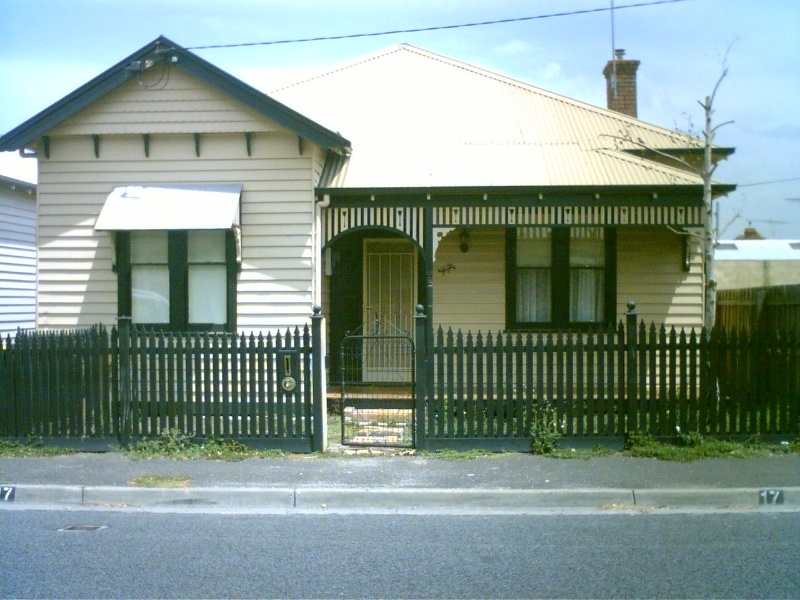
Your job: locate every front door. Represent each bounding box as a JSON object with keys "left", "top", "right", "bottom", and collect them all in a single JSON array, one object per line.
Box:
[{"left": 362, "top": 239, "right": 417, "bottom": 382}]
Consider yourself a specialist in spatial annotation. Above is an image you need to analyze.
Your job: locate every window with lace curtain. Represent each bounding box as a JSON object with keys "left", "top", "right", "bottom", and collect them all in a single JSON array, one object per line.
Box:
[{"left": 506, "top": 227, "right": 616, "bottom": 328}]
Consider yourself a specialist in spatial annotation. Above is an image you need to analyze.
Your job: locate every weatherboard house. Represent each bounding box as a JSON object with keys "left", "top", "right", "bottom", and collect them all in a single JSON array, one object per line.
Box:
[
  {"left": 0, "top": 174, "right": 36, "bottom": 337},
  {"left": 0, "top": 37, "right": 735, "bottom": 381}
]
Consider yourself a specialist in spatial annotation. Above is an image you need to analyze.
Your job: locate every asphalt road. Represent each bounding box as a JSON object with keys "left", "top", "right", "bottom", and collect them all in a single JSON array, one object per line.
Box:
[{"left": 2, "top": 510, "right": 798, "bottom": 599}]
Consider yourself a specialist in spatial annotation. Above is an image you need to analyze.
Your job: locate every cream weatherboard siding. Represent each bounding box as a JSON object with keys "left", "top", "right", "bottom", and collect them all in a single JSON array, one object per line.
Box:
[
  {"left": 432, "top": 227, "right": 506, "bottom": 333},
  {"left": 617, "top": 227, "right": 704, "bottom": 331},
  {"left": 35, "top": 68, "right": 322, "bottom": 332},
  {"left": 430, "top": 226, "right": 704, "bottom": 334},
  {"left": 0, "top": 181, "right": 37, "bottom": 336}
]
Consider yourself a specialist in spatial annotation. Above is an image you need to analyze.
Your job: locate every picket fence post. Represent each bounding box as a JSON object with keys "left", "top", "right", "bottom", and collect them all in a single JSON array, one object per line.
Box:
[
  {"left": 310, "top": 305, "right": 326, "bottom": 452},
  {"left": 117, "top": 316, "right": 132, "bottom": 448},
  {"left": 625, "top": 301, "right": 638, "bottom": 436}
]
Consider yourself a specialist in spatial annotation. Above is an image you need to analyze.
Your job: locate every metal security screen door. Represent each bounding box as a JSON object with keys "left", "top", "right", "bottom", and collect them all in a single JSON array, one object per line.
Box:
[{"left": 362, "top": 239, "right": 417, "bottom": 382}]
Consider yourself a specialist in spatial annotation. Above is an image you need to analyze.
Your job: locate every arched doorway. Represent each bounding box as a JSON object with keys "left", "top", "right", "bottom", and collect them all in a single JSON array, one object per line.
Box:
[
  {"left": 326, "top": 228, "right": 425, "bottom": 448},
  {"left": 326, "top": 228, "right": 424, "bottom": 384}
]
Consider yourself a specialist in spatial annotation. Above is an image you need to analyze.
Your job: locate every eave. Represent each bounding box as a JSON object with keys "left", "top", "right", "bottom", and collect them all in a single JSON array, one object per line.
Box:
[{"left": 316, "top": 183, "right": 736, "bottom": 207}]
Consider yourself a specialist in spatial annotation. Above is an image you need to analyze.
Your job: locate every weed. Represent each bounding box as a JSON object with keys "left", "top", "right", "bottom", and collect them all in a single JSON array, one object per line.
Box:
[
  {"left": 675, "top": 431, "right": 705, "bottom": 448},
  {"left": 126, "top": 429, "right": 286, "bottom": 461},
  {"left": 130, "top": 429, "right": 194, "bottom": 458},
  {"left": 529, "top": 401, "right": 561, "bottom": 455}
]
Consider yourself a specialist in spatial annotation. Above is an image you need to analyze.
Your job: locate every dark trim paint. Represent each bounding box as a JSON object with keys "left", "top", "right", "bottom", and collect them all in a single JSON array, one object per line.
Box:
[
  {"left": 317, "top": 187, "right": 716, "bottom": 208},
  {"left": 115, "top": 229, "right": 237, "bottom": 332},
  {"left": 505, "top": 226, "right": 618, "bottom": 331}
]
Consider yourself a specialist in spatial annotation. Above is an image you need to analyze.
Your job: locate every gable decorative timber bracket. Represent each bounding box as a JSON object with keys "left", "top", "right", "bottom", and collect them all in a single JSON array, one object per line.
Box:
[
  {"left": 93, "top": 135, "right": 100, "bottom": 158},
  {"left": 194, "top": 133, "right": 201, "bottom": 157},
  {"left": 41, "top": 136, "right": 50, "bottom": 159},
  {"left": 143, "top": 134, "right": 150, "bottom": 158},
  {"left": 245, "top": 132, "right": 252, "bottom": 157}
]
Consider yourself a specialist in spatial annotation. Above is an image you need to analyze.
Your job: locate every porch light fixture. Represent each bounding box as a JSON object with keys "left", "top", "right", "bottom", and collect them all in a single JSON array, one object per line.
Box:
[
  {"left": 682, "top": 234, "right": 691, "bottom": 272},
  {"left": 460, "top": 228, "right": 470, "bottom": 253}
]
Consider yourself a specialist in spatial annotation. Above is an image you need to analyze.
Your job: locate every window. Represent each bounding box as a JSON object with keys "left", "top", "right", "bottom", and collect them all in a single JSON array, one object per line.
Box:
[
  {"left": 117, "top": 229, "right": 236, "bottom": 331},
  {"left": 506, "top": 227, "right": 616, "bottom": 328}
]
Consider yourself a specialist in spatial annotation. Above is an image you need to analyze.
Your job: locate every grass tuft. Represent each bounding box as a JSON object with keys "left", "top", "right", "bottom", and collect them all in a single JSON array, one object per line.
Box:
[
  {"left": 419, "top": 448, "right": 498, "bottom": 460},
  {"left": 547, "top": 444, "right": 617, "bottom": 459},
  {"left": 0, "top": 437, "right": 74, "bottom": 457},
  {"left": 127, "top": 474, "right": 192, "bottom": 488},
  {"left": 623, "top": 431, "right": 799, "bottom": 461}
]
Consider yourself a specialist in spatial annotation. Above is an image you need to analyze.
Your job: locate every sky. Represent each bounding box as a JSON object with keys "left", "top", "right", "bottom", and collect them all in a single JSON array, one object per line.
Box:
[{"left": 1, "top": 0, "right": 798, "bottom": 240}]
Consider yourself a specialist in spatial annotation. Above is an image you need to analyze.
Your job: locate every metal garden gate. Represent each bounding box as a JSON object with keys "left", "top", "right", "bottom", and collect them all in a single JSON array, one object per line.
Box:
[{"left": 339, "top": 330, "right": 415, "bottom": 447}]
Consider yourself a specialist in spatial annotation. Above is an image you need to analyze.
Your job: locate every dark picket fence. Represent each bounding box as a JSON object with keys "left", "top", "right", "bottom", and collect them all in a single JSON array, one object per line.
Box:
[
  {"left": 0, "top": 321, "right": 321, "bottom": 451},
  {"left": 425, "top": 307, "right": 800, "bottom": 449},
  {"left": 0, "top": 327, "right": 114, "bottom": 444},
  {"left": 2, "top": 305, "right": 798, "bottom": 451}
]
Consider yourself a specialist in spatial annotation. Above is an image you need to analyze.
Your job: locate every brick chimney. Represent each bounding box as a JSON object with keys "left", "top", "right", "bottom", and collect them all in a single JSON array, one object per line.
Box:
[{"left": 603, "top": 49, "right": 640, "bottom": 118}]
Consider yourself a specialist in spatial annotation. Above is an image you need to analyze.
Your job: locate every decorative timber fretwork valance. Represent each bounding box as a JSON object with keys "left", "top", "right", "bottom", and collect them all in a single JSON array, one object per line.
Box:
[
  {"left": 433, "top": 205, "right": 703, "bottom": 227},
  {"left": 324, "top": 206, "right": 426, "bottom": 245},
  {"left": 323, "top": 204, "right": 704, "bottom": 248}
]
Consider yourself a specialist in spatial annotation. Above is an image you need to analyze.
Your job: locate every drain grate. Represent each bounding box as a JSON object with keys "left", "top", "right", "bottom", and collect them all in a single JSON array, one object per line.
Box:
[{"left": 59, "top": 525, "right": 108, "bottom": 532}]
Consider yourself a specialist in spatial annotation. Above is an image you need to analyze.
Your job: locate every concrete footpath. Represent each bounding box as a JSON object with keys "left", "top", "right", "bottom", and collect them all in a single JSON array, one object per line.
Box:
[{"left": 1, "top": 451, "right": 799, "bottom": 513}]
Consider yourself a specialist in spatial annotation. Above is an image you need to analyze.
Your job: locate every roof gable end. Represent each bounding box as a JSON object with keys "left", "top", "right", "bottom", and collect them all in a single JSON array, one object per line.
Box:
[{"left": 0, "top": 36, "right": 350, "bottom": 152}]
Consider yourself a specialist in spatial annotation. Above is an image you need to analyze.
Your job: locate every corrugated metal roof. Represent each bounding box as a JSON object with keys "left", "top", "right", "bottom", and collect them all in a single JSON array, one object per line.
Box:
[
  {"left": 715, "top": 239, "right": 800, "bottom": 261},
  {"left": 271, "top": 44, "right": 730, "bottom": 190}
]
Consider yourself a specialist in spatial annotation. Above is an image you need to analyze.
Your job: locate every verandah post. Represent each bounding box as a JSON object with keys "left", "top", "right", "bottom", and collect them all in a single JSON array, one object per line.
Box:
[
  {"left": 311, "top": 305, "right": 327, "bottom": 452},
  {"left": 625, "top": 301, "right": 638, "bottom": 436}
]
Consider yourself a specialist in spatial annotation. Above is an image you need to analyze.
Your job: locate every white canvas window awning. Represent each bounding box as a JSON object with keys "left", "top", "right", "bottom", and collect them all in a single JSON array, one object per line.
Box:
[{"left": 94, "top": 184, "right": 242, "bottom": 231}]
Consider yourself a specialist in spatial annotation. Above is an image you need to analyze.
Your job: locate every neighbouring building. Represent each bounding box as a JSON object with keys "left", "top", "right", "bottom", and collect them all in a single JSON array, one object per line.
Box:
[
  {"left": 714, "top": 237, "right": 800, "bottom": 333},
  {"left": 0, "top": 174, "right": 36, "bottom": 337}
]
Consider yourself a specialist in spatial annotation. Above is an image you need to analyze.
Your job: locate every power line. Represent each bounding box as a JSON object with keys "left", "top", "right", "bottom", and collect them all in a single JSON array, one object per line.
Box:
[
  {"left": 737, "top": 177, "right": 800, "bottom": 188},
  {"left": 186, "top": 0, "right": 689, "bottom": 51}
]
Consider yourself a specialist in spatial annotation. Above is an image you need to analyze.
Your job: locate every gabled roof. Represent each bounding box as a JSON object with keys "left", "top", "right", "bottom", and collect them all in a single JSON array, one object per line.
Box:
[
  {"left": 0, "top": 36, "right": 350, "bottom": 153},
  {"left": 270, "top": 44, "right": 734, "bottom": 191}
]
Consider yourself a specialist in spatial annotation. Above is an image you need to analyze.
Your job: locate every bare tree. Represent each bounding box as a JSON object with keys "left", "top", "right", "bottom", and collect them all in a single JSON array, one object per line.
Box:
[
  {"left": 699, "top": 69, "right": 735, "bottom": 330},
  {"left": 603, "top": 68, "right": 733, "bottom": 331}
]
